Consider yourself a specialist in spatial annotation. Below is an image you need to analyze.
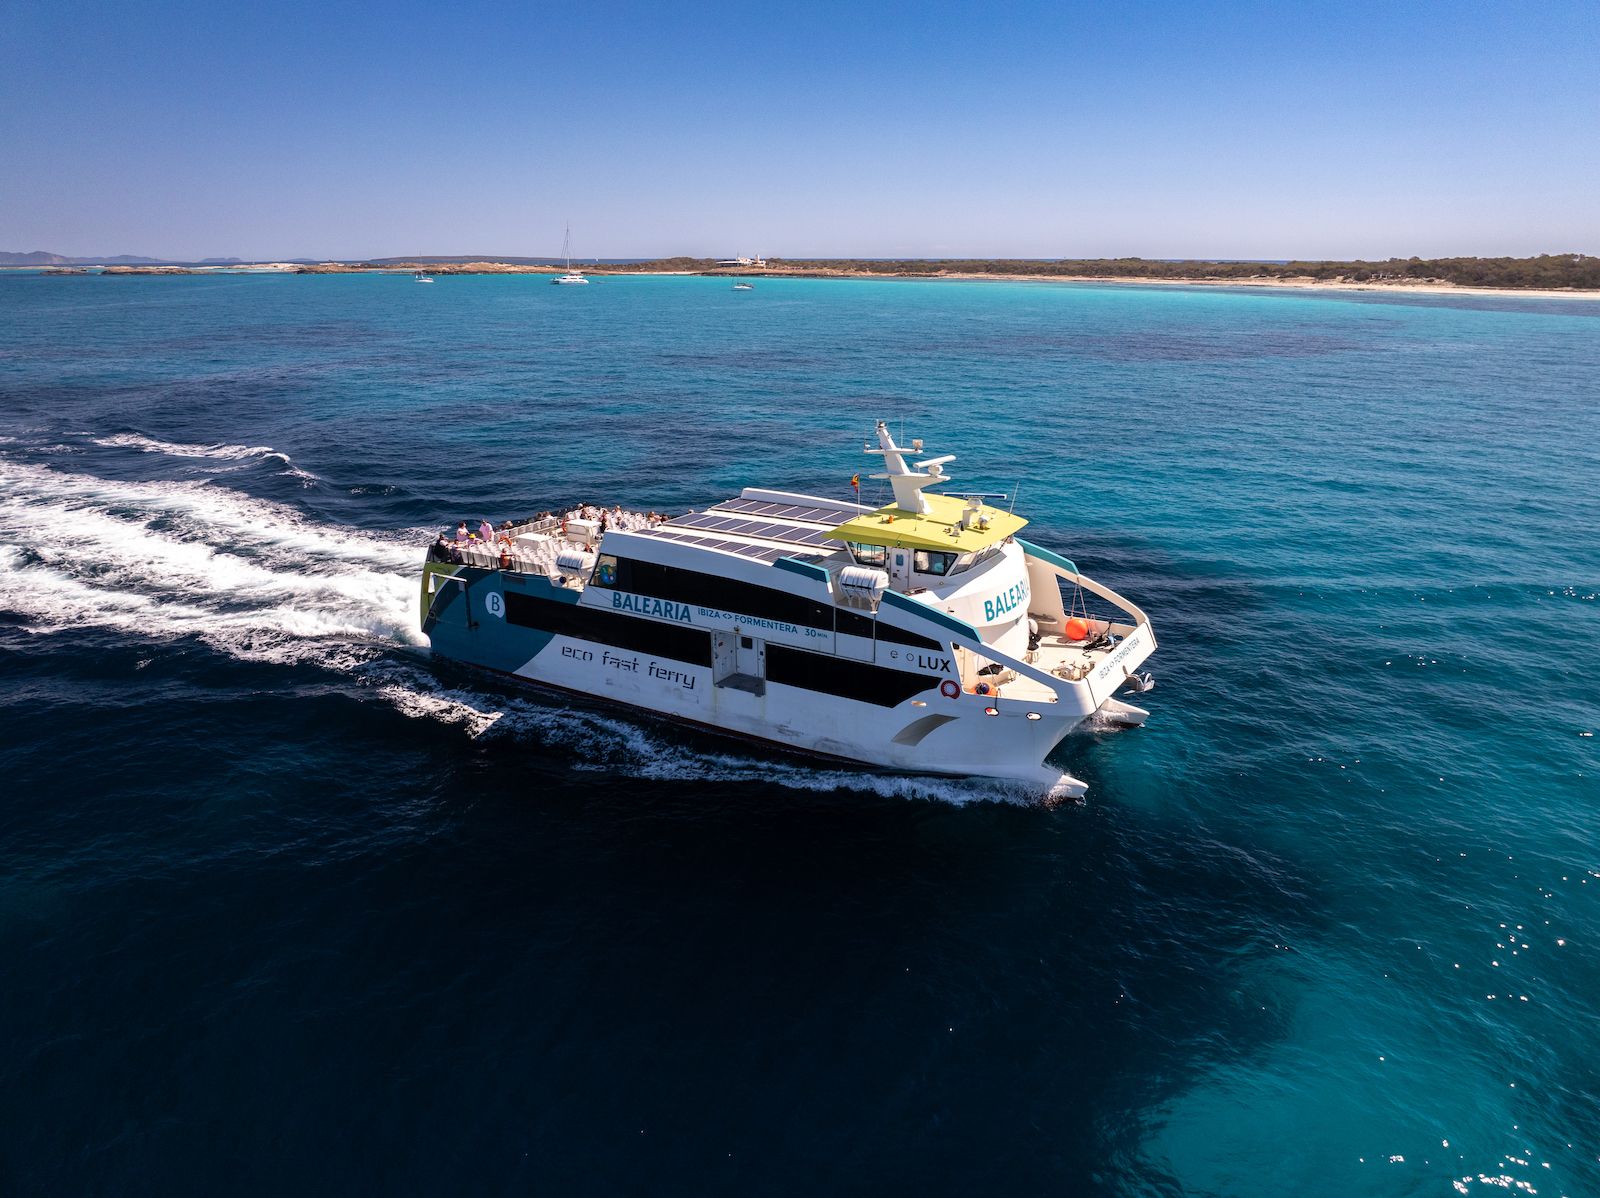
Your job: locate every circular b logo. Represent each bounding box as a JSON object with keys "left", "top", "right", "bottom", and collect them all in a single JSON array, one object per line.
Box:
[{"left": 485, "top": 592, "right": 505, "bottom": 619}]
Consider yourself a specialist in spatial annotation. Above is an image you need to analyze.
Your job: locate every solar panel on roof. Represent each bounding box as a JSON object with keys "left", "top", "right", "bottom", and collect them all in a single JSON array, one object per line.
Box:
[
  {"left": 707, "top": 498, "right": 864, "bottom": 527},
  {"left": 672, "top": 515, "right": 857, "bottom": 550},
  {"left": 644, "top": 526, "right": 823, "bottom": 564}
]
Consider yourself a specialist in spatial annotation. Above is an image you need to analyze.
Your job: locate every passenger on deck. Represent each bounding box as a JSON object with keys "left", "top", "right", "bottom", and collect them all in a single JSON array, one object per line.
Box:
[
  {"left": 455, "top": 521, "right": 470, "bottom": 542},
  {"left": 478, "top": 519, "right": 495, "bottom": 542},
  {"left": 428, "top": 535, "right": 454, "bottom": 563}
]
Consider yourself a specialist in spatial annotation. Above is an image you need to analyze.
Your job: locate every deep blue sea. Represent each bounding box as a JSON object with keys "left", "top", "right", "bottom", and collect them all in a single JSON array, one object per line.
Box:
[{"left": 2, "top": 271, "right": 1597, "bottom": 1196}]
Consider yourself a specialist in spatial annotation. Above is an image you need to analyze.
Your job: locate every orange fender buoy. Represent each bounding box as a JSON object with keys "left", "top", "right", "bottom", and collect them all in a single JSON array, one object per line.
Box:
[{"left": 1064, "top": 617, "right": 1091, "bottom": 641}]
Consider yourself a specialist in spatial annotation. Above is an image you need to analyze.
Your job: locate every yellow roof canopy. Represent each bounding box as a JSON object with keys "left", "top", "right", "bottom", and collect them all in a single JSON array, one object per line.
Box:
[{"left": 827, "top": 493, "right": 1027, "bottom": 554}]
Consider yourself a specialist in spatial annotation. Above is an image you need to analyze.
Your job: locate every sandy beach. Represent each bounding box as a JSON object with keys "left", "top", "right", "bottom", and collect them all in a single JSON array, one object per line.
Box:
[
  {"left": 903, "top": 272, "right": 1600, "bottom": 300},
  {"left": 37, "top": 261, "right": 1598, "bottom": 299}
]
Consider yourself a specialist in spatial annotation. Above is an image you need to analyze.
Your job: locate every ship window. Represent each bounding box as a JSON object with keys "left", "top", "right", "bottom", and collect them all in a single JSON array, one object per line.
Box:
[
  {"left": 765, "top": 645, "right": 937, "bottom": 708},
  {"left": 591, "top": 554, "right": 619, "bottom": 588},
  {"left": 504, "top": 591, "right": 712, "bottom": 666},
  {"left": 615, "top": 557, "right": 835, "bottom": 627},
  {"left": 848, "top": 541, "right": 887, "bottom": 567},
  {"left": 947, "top": 547, "right": 996, "bottom": 575},
  {"left": 833, "top": 609, "right": 944, "bottom": 650},
  {"left": 604, "top": 556, "right": 944, "bottom": 650},
  {"left": 913, "top": 550, "right": 954, "bottom": 577}
]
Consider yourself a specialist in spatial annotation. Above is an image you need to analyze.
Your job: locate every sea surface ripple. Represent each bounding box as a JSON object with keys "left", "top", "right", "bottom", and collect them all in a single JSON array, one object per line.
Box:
[{"left": 2, "top": 272, "right": 1597, "bottom": 1195}]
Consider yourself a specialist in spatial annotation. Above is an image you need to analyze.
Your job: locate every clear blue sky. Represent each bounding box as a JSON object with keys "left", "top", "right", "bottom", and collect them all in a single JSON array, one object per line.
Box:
[{"left": 3, "top": 0, "right": 1596, "bottom": 260}]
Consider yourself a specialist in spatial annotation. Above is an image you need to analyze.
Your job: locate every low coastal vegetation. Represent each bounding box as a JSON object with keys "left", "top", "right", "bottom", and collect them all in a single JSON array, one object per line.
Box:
[
  {"left": 27, "top": 254, "right": 1600, "bottom": 290},
  {"left": 622, "top": 253, "right": 1600, "bottom": 289}
]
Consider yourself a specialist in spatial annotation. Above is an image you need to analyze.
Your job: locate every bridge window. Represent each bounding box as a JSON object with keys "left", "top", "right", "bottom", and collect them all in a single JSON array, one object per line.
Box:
[
  {"left": 847, "top": 541, "right": 887, "bottom": 567},
  {"left": 947, "top": 546, "right": 997, "bottom": 575}
]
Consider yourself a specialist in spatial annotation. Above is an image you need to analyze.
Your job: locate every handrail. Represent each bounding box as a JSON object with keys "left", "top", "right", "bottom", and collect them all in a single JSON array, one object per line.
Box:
[{"left": 1020, "top": 540, "right": 1151, "bottom": 630}]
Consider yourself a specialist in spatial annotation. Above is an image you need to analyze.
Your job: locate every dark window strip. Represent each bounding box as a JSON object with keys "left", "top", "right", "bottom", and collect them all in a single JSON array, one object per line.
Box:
[
  {"left": 765, "top": 645, "right": 937, "bottom": 708},
  {"left": 505, "top": 592, "right": 713, "bottom": 667},
  {"left": 609, "top": 558, "right": 943, "bottom": 651}
]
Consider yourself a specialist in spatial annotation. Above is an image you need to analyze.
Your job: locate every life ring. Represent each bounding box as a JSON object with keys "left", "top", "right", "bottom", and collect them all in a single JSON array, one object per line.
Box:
[{"left": 939, "top": 679, "right": 960, "bottom": 699}]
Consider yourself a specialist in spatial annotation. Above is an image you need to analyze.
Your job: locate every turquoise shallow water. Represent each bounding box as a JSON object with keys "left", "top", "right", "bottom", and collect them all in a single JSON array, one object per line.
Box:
[{"left": 1, "top": 271, "right": 1597, "bottom": 1194}]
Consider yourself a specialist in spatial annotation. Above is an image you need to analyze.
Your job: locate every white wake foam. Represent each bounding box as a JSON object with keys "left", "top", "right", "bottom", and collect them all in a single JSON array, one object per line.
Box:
[
  {"left": 92, "top": 433, "right": 287, "bottom": 462},
  {"left": 0, "top": 456, "right": 424, "bottom": 665},
  {"left": 92, "top": 432, "right": 322, "bottom": 486}
]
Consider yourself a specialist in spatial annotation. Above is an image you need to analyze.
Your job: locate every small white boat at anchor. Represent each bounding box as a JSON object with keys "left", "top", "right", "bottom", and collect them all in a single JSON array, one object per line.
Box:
[
  {"left": 418, "top": 421, "right": 1157, "bottom": 794},
  {"left": 552, "top": 225, "right": 588, "bottom": 285}
]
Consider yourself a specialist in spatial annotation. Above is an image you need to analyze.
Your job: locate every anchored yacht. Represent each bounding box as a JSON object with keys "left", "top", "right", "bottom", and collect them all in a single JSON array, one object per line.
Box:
[
  {"left": 552, "top": 225, "right": 588, "bottom": 285},
  {"left": 419, "top": 422, "right": 1156, "bottom": 793}
]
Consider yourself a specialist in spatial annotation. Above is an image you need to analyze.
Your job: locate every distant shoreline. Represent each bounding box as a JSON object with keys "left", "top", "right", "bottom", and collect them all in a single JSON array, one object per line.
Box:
[{"left": 19, "top": 260, "right": 1600, "bottom": 299}]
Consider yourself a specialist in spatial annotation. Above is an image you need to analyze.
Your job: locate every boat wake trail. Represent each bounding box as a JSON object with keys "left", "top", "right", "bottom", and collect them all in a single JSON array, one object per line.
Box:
[
  {"left": 91, "top": 433, "right": 287, "bottom": 462},
  {"left": 0, "top": 455, "right": 424, "bottom": 667},
  {"left": 0, "top": 450, "right": 1067, "bottom": 806},
  {"left": 89, "top": 433, "right": 321, "bottom": 485}
]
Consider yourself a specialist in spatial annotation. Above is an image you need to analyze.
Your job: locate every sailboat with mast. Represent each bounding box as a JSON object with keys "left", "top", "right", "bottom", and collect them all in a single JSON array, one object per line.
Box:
[{"left": 552, "top": 225, "right": 589, "bottom": 285}]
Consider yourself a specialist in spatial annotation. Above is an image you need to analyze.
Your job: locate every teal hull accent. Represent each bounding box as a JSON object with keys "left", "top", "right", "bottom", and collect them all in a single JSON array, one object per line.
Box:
[{"left": 422, "top": 567, "right": 578, "bottom": 676}]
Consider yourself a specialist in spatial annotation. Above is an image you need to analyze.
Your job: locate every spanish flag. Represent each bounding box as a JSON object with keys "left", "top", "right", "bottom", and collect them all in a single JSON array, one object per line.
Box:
[{"left": 850, "top": 473, "right": 860, "bottom": 490}]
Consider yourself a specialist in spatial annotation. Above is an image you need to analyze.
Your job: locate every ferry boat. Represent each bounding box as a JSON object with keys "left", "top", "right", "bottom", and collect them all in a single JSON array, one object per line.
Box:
[{"left": 418, "top": 422, "right": 1156, "bottom": 793}]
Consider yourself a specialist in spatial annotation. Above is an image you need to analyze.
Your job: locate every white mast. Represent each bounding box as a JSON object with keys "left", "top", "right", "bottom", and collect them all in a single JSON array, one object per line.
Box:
[{"left": 863, "top": 419, "right": 954, "bottom": 515}]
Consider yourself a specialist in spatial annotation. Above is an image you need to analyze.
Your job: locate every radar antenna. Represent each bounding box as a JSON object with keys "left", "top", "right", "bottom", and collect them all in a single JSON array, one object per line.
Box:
[{"left": 862, "top": 419, "right": 952, "bottom": 515}]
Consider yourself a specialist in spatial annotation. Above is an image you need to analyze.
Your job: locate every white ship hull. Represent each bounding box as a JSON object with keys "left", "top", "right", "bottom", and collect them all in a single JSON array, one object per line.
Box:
[
  {"left": 422, "top": 514, "right": 1153, "bottom": 794},
  {"left": 422, "top": 425, "right": 1154, "bottom": 794}
]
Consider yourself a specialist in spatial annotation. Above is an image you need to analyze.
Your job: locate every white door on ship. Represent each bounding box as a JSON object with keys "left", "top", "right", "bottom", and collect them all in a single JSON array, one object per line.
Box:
[
  {"left": 736, "top": 634, "right": 764, "bottom": 678},
  {"left": 889, "top": 550, "right": 911, "bottom": 591}
]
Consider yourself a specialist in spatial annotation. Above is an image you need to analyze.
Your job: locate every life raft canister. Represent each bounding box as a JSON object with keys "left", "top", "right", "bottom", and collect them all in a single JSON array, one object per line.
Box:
[{"left": 939, "top": 679, "right": 960, "bottom": 699}]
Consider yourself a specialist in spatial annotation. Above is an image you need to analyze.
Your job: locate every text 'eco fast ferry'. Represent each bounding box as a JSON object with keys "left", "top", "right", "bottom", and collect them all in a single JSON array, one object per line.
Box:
[{"left": 419, "top": 422, "right": 1156, "bottom": 795}]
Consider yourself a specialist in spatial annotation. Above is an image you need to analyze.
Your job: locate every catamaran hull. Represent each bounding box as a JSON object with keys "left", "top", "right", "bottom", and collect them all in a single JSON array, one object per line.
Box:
[{"left": 423, "top": 565, "right": 1097, "bottom": 790}]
